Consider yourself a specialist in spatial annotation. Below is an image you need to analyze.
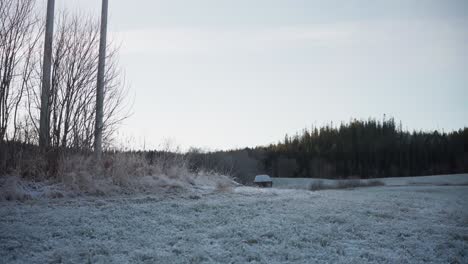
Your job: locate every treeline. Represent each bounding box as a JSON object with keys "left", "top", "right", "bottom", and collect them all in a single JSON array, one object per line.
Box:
[
  {"left": 185, "top": 118, "right": 468, "bottom": 183},
  {"left": 262, "top": 118, "right": 467, "bottom": 179}
]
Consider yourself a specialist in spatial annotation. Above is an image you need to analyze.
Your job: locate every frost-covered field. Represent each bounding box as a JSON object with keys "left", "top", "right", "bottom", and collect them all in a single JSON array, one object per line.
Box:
[{"left": 1, "top": 175, "right": 467, "bottom": 263}]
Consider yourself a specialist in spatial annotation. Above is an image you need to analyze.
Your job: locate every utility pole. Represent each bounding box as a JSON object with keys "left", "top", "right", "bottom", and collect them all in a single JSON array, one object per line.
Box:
[
  {"left": 39, "top": 0, "right": 55, "bottom": 149},
  {"left": 94, "top": 0, "right": 108, "bottom": 160}
]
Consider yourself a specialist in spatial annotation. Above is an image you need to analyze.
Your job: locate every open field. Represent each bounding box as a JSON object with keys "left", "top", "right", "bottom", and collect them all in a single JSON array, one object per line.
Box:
[{"left": 1, "top": 174, "right": 467, "bottom": 263}]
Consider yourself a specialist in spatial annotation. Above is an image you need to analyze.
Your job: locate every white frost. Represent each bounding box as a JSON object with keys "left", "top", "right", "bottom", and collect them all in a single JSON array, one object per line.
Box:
[{"left": 1, "top": 174, "right": 467, "bottom": 263}]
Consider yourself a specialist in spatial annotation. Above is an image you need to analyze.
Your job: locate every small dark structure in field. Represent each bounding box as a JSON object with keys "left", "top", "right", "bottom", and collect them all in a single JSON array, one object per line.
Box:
[{"left": 254, "top": 175, "right": 273, "bottom": 187}]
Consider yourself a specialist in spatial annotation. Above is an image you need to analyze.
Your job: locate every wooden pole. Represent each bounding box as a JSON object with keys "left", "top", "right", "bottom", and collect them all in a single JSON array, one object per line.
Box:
[
  {"left": 39, "top": 0, "right": 55, "bottom": 149},
  {"left": 94, "top": 0, "right": 108, "bottom": 160}
]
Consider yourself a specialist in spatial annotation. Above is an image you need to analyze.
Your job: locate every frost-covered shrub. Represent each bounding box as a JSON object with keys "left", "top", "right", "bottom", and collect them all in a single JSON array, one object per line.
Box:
[
  {"left": 336, "top": 179, "right": 362, "bottom": 189},
  {"left": 366, "top": 180, "right": 385, "bottom": 187},
  {"left": 308, "top": 180, "right": 326, "bottom": 191},
  {"left": 308, "top": 179, "right": 385, "bottom": 191},
  {"left": 0, "top": 177, "right": 31, "bottom": 201},
  {"left": 336, "top": 179, "right": 384, "bottom": 189}
]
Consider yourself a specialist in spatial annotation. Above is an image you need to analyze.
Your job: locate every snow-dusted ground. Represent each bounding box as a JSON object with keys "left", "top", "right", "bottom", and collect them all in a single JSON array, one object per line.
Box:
[{"left": 1, "top": 175, "right": 467, "bottom": 263}]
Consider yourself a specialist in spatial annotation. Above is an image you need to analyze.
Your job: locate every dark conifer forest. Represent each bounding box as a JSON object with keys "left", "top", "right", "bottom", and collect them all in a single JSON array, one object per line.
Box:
[{"left": 186, "top": 118, "right": 468, "bottom": 183}]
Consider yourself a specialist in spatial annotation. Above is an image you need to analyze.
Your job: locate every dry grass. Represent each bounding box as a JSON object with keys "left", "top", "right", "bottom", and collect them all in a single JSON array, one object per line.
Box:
[
  {"left": 215, "top": 181, "right": 234, "bottom": 192},
  {"left": 0, "top": 151, "right": 236, "bottom": 200}
]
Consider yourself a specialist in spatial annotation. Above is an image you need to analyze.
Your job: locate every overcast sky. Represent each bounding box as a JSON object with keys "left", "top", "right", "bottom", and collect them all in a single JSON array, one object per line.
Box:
[{"left": 49, "top": 0, "right": 468, "bottom": 150}]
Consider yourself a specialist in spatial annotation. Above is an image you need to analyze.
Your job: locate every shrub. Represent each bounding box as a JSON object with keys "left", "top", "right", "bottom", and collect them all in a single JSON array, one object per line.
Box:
[
  {"left": 309, "top": 179, "right": 385, "bottom": 191},
  {"left": 308, "top": 180, "right": 326, "bottom": 191}
]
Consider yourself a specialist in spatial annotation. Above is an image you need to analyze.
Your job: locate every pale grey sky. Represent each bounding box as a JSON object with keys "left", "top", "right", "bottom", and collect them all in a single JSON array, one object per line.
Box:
[{"left": 49, "top": 0, "right": 468, "bottom": 150}]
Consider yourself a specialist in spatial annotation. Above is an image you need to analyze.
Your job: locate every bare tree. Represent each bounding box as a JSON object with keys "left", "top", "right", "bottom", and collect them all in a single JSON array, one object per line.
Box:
[
  {"left": 0, "top": 1, "right": 128, "bottom": 152},
  {"left": 0, "top": 0, "right": 40, "bottom": 143},
  {"left": 26, "top": 12, "right": 129, "bottom": 151}
]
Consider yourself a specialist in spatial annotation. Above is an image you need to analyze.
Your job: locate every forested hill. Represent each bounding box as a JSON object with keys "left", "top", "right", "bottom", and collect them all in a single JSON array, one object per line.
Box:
[
  {"left": 186, "top": 118, "right": 468, "bottom": 183},
  {"left": 259, "top": 118, "right": 467, "bottom": 179}
]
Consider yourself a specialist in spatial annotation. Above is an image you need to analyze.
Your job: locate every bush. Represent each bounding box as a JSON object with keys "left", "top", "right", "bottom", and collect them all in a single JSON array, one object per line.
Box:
[
  {"left": 309, "top": 179, "right": 384, "bottom": 191},
  {"left": 308, "top": 180, "right": 326, "bottom": 191}
]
